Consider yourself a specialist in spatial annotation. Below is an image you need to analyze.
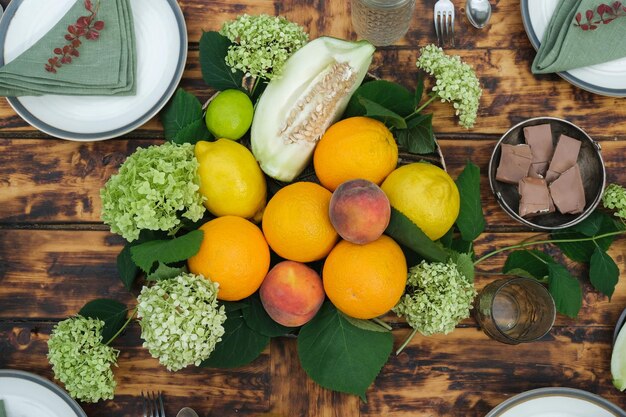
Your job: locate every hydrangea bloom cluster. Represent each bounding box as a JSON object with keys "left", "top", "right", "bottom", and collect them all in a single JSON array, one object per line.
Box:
[
  {"left": 100, "top": 143, "right": 205, "bottom": 242},
  {"left": 603, "top": 183, "right": 626, "bottom": 219},
  {"left": 137, "top": 273, "right": 226, "bottom": 371},
  {"left": 416, "top": 44, "right": 482, "bottom": 129},
  {"left": 220, "top": 14, "right": 308, "bottom": 80},
  {"left": 47, "top": 316, "right": 119, "bottom": 403},
  {"left": 393, "top": 260, "right": 476, "bottom": 336}
]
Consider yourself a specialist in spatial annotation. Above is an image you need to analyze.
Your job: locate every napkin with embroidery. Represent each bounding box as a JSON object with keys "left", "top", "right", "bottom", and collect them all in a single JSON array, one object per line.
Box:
[
  {"left": 0, "top": 0, "right": 136, "bottom": 96},
  {"left": 532, "top": 0, "right": 626, "bottom": 74}
]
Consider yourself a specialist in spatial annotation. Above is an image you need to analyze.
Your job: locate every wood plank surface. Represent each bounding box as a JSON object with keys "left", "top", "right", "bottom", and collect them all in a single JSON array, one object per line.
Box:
[{"left": 1, "top": 0, "right": 626, "bottom": 416}]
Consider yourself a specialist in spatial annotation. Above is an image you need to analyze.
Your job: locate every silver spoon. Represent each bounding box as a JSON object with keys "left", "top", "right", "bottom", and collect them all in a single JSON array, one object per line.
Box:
[
  {"left": 176, "top": 407, "right": 200, "bottom": 417},
  {"left": 465, "top": 0, "right": 492, "bottom": 29}
]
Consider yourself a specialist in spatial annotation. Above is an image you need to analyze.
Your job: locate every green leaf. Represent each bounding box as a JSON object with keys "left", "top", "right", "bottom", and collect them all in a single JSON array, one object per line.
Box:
[
  {"left": 117, "top": 244, "right": 139, "bottom": 291},
  {"left": 345, "top": 80, "right": 415, "bottom": 118},
  {"left": 589, "top": 248, "right": 619, "bottom": 299},
  {"left": 449, "top": 251, "right": 475, "bottom": 283},
  {"left": 146, "top": 262, "right": 185, "bottom": 281},
  {"left": 552, "top": 211, "right": 622, "bottom": 262},
  {"left": 199, "top": 31, "right": 244, "bottom": 91},
  {"left": 451, "top": 238, "right": 474, "bottom": 255},
  {"left": 130, "top": 230, "right": 204, "bottom": 273},
  {"left": 503, "top": 250, "right": 555, "bottom": 281},
  {"left": 358, "top": 97, "right": 407, "bottom": 129},
  {"left": 547, "top": 264, "right": 582, "bottom": 318},
  {"left": 385, "top": 207, "right": 447, "bottom": 262},
  {"left": 161, "top": 89, "right": 209, "bottom": 144},
  {"left": 242, "top": 295, "right": 296, "bottom": 338},
  {"left": 414, "top": 72, "right": 424, "bottom": 107},
  {"left": 394, "top": 114, "right": 435, "bottom": 154},
  {"left": 201, "top": 309, "right": 269, "bottom": 368},
  {"left": 455, "top": 162, "right": 486, "bottom": 242},
  {"left": 297, "top": 303, "right": 393, "bottom": 400},
  {"left": 222, "top": 301, "right": 249, "bottom": 313},
  {"left": 339, "top": 312, "right": 390, "bottom": 333},
  {"left": 438, "top": 227, "right": 454, "bottom": 249},
  {"left": 79, "top": 299, "right": 128, "bottom": 343}
]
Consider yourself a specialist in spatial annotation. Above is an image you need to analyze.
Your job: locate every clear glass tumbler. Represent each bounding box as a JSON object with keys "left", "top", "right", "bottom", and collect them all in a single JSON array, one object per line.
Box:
[
  {"left": 351, "top": 0, "right": 416, "bottom": 46},
  {"left": 474, "top": 277, "right": 556, "bottom": 344}
]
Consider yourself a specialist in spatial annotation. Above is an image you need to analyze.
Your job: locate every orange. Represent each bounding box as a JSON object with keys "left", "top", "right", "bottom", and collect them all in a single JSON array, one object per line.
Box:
[
  {"left": 313, "top": 116, "right": 398, "bottom": 191},
  {"left": 381, "top": 163, "right": 460, "bottom": 241},
  {"left": 323, "top": 236, "right": 407, "bottom": 319},
  {"left": 262, "top": 182, "right": 338, "bottom": 262},
  {"left": 188, "top": 216, "right": 270, "bottom": 301}
]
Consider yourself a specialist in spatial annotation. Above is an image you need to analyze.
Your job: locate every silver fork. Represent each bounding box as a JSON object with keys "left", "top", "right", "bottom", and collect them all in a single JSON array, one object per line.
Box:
[
  {"left": 434, "top": 0, "right": 455, "bottom": 47},
  {"left": 142, "top": 391, "right": 166, "bottom": 417}
]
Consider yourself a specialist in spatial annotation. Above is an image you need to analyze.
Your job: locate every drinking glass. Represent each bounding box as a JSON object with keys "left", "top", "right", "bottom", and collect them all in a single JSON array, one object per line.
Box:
[
  {"left": 351, "top": 0, "right": 416, "bottom": 46},
  {"left": 474, "top": 277, "right": 556, "bottom": 344}
]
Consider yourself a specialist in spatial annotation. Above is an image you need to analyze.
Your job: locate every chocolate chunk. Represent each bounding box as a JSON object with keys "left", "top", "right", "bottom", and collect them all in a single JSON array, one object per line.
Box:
[
  {"left": 524, "top": 124, "right": 554, "bottom": 176},
  {"left": 549, "top": 164, "right": 586, "bottom": 215},
  {"left": 545, "top": 134, "right": 581, "bottom": 183},
  {"left": 518, "top": 177, "right": 554, "bottom": 217},
  {"left": 529, "top": 162, "right": 550, "bottom": 179},
  {"left": 496, "top": 144, "right": 533, "bottom": 184}
]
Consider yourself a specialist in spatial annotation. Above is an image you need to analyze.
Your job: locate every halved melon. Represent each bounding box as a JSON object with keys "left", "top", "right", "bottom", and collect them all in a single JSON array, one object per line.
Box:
[{"left": 251, "top": 37, "right": 375, "bottom": 182}]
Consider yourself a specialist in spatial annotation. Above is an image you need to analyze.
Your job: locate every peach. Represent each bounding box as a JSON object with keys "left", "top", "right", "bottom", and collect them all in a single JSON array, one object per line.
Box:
[
  {"left": 328, "top": 179, "right": 391, "bottom": 245},
  {"left": 259, "top": 261, "right": 325, "bottom": 327}
]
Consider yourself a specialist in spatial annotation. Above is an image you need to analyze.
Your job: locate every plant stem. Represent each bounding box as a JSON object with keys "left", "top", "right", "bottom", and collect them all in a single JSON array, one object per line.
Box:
[
  {"left": 404, "top": 95, "right": 439, "bottom": 121},
  {"left": 396, "top": 328, "right": 418, "bottom": 355},
  {"left": 372, "top": 317, "right": 393, "bottom": 331},
  {"left": 105, "top": 308, "right": 137, "bottom": 346},
  {"left": 249, "top": 77, "right": 260, "bottom": 98},
  {"left": 473, "top": 230, "right": 626, "bottom": 266}
]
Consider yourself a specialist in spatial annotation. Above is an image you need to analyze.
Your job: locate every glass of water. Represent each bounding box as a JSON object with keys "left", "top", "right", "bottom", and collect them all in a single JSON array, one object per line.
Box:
[
  {"left": 351, "top": 0, "right": 416, "bottom": 46},
  {"left": 474, "top": 277, "right": 556, "bottom": 344}
]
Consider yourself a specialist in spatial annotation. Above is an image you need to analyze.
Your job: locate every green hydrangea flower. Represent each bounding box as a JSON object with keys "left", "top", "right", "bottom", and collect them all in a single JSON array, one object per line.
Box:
[
  {"left": 416, "top": 44, "right": 482, "bottom": 129},
  {"left": 603, "top": 184, "right": 626, "bottom": 219},
  {"left": 100, "top": 142, "right": 206, "bottom": 242},
  {"left": 137, "top": 273, "right": 227, "bottom": 371},
  {"left": 47, "top": 316, "right": 119, "bottom": 403},
  {"left": 393, "top": 260, "right": 476, "bottom": 336},
  {"left": 220, "top": 14, "right": 308, "bottom": 80}
]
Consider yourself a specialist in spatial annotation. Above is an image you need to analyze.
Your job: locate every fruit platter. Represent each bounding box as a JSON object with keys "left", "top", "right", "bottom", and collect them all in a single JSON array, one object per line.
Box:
[{"left": 20, "top": 10, "right": 626, "bottom": 411}]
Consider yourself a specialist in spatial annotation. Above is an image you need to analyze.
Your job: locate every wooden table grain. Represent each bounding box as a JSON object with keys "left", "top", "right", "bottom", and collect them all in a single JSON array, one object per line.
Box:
[{"left": 1, "top": 0, "right": 626, "bottom": 416}]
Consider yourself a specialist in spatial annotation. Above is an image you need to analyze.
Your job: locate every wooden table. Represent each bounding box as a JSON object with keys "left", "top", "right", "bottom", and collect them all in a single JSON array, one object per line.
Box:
[{"left": 1, "top": 0, "right": 626, "bottom": 416}]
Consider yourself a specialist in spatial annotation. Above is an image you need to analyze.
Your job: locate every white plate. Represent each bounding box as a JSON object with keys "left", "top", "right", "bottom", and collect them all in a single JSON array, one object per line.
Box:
[
  {"left": 486, "top": 388, "right": 626, "bottom": 417},
  {"left": 0, "top": 0, "right": 187, "bottom": 140},
  {"left": 521, "top": 0, "right": 626, "bottom": 97},
  {"left": 0, "top": 370, "right": 86, "bottom": 417}
]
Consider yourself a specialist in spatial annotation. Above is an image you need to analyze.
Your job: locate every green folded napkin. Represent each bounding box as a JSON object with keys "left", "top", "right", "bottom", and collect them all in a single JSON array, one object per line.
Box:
[
  {"left": 0, "top": 0, "right": 136, "bottom": 96},
  {"left": 532, "top": 0, "right": 626, "bottom": 74}
]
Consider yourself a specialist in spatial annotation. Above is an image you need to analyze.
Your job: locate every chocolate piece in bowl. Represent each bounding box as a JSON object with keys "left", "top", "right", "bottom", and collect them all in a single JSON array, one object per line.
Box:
[
  {"left": 518, "top": 177, "right": 554, "bottom": 217},
  {"left": 523, "top": 124, "right": 554, "bottom": 177},
  {"left": 545, "top": 134, "right": 581, "bottom": 183},
  {"left": 550, "top": 164, "right": 586, "bottom": 215},
  {"left": 496, "top": 144, "right": 533, "bottom": 184}
]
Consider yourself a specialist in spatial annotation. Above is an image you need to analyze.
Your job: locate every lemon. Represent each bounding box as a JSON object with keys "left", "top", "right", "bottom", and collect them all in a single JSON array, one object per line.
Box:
[
  {"left": 612, "top": 323, "right": 626, "bottom": 391},
  {"left": 205, "top": 89, "right": 254, "bottom": 141},
  {"left": 195, "top": 139, "right": 266, "bottom": 221},
  {"left": 381, "top": 162, "right": 460, "bottom": 241}
]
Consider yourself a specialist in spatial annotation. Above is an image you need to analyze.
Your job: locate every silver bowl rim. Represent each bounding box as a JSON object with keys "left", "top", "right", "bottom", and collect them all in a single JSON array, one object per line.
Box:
[
  {"left": 485, "top": 387, "right": 626, "bottom": 417},
  {"left": 488, "top": 116, "right": 607, "bottom": 231}
]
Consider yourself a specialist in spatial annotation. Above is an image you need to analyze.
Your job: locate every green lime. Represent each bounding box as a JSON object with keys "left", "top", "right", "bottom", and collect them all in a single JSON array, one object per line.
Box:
[
  {"left": 205, "top": 89, "right": 254, "bottom": 141},
  {"left": 613, "top": 323, "right": 626, "bottom": 391}
]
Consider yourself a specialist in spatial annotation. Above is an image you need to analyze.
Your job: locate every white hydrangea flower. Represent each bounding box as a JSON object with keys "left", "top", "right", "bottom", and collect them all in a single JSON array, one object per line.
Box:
[
  {"left": 47, "top": 316, "right": 119, "bottom": 403},
  {"left": 393, "top": 260, "right": 476, "bottom": 336},
  {"left": 220, "top": 14, "right": 308, "bottom": 80},
  {"left": 137, "top": 273, "right": 226, "bottom": 371},
  {"left": 100, "top": 142, "right": 206, "bottom": 242},
  {"left": 603, "top": 184, "right": 626, "bottom": 219},
  {"left": 417, "top": 44, "right": 482, "bottom": 129}
]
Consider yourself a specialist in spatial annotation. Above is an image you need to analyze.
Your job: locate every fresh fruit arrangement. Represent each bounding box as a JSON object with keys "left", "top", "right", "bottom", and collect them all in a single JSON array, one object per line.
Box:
[{"left": 46, "top": 14, "right": 626, "bottom": 404}]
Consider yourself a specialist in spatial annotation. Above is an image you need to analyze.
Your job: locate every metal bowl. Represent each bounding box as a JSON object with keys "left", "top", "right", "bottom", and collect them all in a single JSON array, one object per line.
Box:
[
  {"left": 486, "top": 387, "right": 626, "bottom": 417},
  {"left": 488, "top": 117, "right": 606, "bottom": 231}
]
